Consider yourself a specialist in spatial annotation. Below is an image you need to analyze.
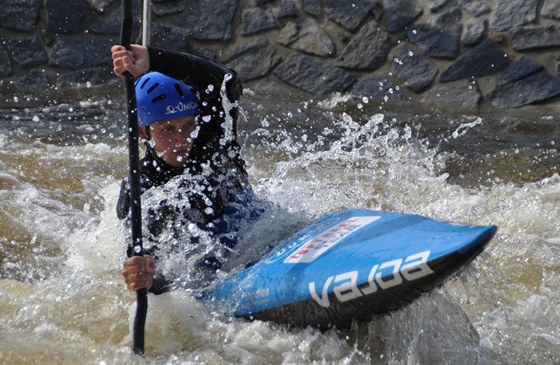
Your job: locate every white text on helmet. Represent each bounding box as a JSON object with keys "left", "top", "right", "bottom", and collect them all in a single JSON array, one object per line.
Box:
[{"left": 166, "top": 101, "right": 199, "bottom": 115}]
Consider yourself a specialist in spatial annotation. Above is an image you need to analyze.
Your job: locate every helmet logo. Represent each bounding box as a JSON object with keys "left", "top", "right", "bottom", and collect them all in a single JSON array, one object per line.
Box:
[{"left": 165, "top": 101, "right": 199, "bottom": 115}]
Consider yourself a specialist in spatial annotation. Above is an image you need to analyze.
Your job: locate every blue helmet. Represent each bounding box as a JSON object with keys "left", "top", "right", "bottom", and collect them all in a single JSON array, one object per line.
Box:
[{"left": 135, "top": 71, "right": 200, "bottom": 127}]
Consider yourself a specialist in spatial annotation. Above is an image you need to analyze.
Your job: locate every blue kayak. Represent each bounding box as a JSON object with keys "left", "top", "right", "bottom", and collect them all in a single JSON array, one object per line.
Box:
[{"left": 210, "top": 209, "right": 497, "bottom": 329}]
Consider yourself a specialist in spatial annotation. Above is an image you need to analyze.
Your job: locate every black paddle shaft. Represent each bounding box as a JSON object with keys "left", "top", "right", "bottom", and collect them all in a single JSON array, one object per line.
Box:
[{"left": 120, "top": 0, "right": 148, "bottom": 356}]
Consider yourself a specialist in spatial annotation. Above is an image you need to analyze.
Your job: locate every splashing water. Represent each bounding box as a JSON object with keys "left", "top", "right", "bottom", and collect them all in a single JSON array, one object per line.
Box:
[{"left": 0, "top": 91, "right": 558, "bottom": 364}]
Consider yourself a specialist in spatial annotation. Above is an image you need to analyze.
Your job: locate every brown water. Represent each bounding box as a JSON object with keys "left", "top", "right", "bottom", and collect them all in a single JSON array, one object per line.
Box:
[{"left": 0, "top": 86, "right": 558, "bottom": 364}]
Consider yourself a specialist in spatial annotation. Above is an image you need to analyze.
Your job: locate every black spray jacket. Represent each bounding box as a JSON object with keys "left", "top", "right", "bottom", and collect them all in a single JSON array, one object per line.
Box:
[{"left": 116, "top": 48, "right": 252, "bottom": 293}]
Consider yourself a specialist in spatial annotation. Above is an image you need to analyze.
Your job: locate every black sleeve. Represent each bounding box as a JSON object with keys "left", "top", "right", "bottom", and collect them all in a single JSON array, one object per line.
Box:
[
  {"left": 147, "top": 47, "right": 242, "bottom": 104},
  {"left": 116, "top": 179, "right": 130, "bottom": 220},
  {"left": 149, "top": 271, "right": 170, "bottom": 295}
]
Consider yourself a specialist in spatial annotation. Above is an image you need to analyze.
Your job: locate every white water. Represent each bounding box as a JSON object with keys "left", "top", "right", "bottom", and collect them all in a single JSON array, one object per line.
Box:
[{"left": 0, "top": 93, "right": 558, "bottom": 364}]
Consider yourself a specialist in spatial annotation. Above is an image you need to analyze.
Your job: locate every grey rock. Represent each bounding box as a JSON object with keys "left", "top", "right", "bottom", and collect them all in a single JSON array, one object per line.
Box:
[
  {"left": 90, "top": 0, "right": 116, "bottom": 13},
  {"left": 17, "top": 70, "right": 50, "bottom": 90},
  {"left": 89, "top": 10, "right": 121, "bottom": 35},
  {"left": 224, "top": 40, "right": 281, "bottom": 81},
  {"left": 441, "top": 40, "right": 510, "bottom": 82},
  {"left": 324, "top": 0, "right": 378, "bottom": 32},
  {"left": 56, "top": 68, "right": 116, "bottom": 88},
  {"left": 274, "top": 53, "right": 356, "bottom": 95},
  {"left": 384, "top": 0, "right": 423, "bottom": 33},
  {"left": 391, "top": 45, "right": 438, "bottom": 93},
  {"left": 542, "top": 0, "right": 560, "bottom": 20},
  {"left": 427, "top": 0, "right": 450, "bottom": 12},
  {"left": 408, "top": 7, "right": 462, "bottom": 59},
  {"left": 463, "top": 19, "right": 487, "bottom": 46},
  {"left": 277, "top": 22, "right": 300, "bottom": 45},
  {"left": 351, "top": 73, "right": 406, "bottom": 103},
  {"left": 150, "top": 24, "right": 190, "bottom": 52},
  {"left": 0, "top": 48, "right": 13, "bottom": 77},
  {"left": 255, "top": 0, "right": 275, "bottom": 6},
  {"left": 497, "top": 56, "right": 543, "bottom": 87},
  {"left": 511, "top": 24, "right": 560, "bottom": 51},
  {"left": 457, "top": 0, "right": 491, "bottom": 17},
  {"left": 428, "top": 7, "right": 462, "bottom": 29},
  {"left": 490, "top": 73, "right": 560, "bottom": 108},
  {"left": 252, "top": 78, "right": 298, "bottom": 97},
  {"left": 0, "top": 0, "right": 42, "bottom": 32},
  {"left": 276, "top": 0, "right": 299, "bottom": 18},
  {"left": 170, "top": 0, "right": 237, "bottom": 41},
  {"left": 45, "top": 0, "right": 91, "bottom": 34},
  {"left": 153, "top": 1, "right": 185, "bottom": 16},
  {"left": 7, "top": 37, "right": 48, "bottom": 69},
  {"left": 193, "top": 47, "right": 220, "bottom": 61},
  {"left": 490, "top": 0, "right": 537, "bottom": 33},
  {"left": 241, "top": 8, "right": 279, "bottom": 36},
  {"left": 50, "top": 45, "right": 84, "bottom": 70},
  {"left": 278, "top": 23, "right": 336, "bottom": 57},
  {"left": 422, "top": 79, "right": 482, "bottom": 110},
  {"left": 222, "top": 40, "right": 267, "bottom": 63},
  {"left": 337, "top": 20, "right": 390, "bottom": 70},
  {"left": 302, "top": 0, "right": 323, "bottom": 18},
  {"left": 83, "top": 38, "right": 117, "bottom": 67},
  {"left": 295, "top": 27, "right": 336, "bottom": 57},
  {"left": 89, "top": 0, "right": 142, "bottom": 35},
  {"left": 50, "top": 37, "right": 115, "bottom": 70}
]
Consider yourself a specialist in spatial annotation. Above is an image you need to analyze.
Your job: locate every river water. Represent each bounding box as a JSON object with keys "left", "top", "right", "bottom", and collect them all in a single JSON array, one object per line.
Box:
[{"left": 0, "top": 84, "right": 558, "bottom": 364}]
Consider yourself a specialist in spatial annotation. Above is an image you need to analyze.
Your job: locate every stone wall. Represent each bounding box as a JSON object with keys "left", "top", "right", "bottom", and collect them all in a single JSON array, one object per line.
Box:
[{"left": 2, "top": 0, "right": 560, "bottom": 111}]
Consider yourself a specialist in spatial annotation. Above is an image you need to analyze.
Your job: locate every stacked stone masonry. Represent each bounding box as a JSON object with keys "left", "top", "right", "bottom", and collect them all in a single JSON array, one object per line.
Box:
[{"left": 1, "top": 0, "right": 560, "bottom": 110}]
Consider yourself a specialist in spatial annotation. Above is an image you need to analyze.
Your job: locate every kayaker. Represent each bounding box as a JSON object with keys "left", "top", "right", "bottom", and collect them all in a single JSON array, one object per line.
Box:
[{"left": 112, "top": 44, "right": 262, "bottom": 294}]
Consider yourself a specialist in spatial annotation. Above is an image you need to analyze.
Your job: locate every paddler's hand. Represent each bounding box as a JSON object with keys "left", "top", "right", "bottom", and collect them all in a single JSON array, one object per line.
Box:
[
  {"left": 122, "top": 255, "right": 155, "bottom": 291},
  {"left": 111, "top": 44, "right": 150, "bottom": 78}
]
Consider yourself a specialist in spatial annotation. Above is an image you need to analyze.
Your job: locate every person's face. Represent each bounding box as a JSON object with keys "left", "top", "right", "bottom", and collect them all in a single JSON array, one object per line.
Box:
[{"left": 144, "top": 115, "right": 198, "bottom": 167}]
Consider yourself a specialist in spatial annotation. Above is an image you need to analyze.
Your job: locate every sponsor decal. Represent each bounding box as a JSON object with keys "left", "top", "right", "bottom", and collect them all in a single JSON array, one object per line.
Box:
[
  {"left": 283, "top": 216, "right": 380, "bottom": 264},
  {"left": 166, "top": 101, "right": 198, "bottom": 115},
  {"left": 309, "top": 250, "right": 434, "bottom": 308}
]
